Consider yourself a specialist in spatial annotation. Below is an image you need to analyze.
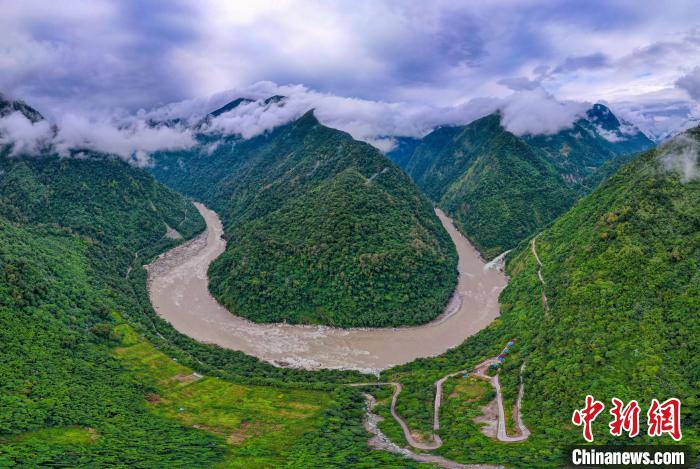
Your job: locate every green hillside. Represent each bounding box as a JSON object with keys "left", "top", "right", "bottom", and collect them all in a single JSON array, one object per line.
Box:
[
  {"left": 381, "top": 129, "right": 699, "bottom": 467},
  {"left": 0, "top": 146, "right": 411, "bottom": 466},
  {"left": 504, "top": 129, "right": 699, "bottom": 445},
  {"left": 0, "top": 152, "right": 224, "bottom": 466},
  {"left": 400, "top": 114, "right": 577, "bottom": 259},
  {"left": 388, "top": 105, "right": 654, "bottom": 260},
  {"left": 152, "top": 110, "right": 458, "bottom": 327}
]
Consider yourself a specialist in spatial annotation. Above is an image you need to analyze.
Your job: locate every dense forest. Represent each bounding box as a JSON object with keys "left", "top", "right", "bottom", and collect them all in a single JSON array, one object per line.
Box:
[
  {"left": 152, "top": 109, "right": 458, "bottom": 327},
  {"left": 1, "top": 94, "right": 695, "bottom": 468},
  {"left": 379, "top": 130, "right": 699, "bottom": 467},
  {"left": 0, "top": 148, "right": 411, "bottom": 467},
  {"left": 388, "top": 105, "right": 654, "bottom": 259},
  {"left": 393, "top": 114, "right": 577, "bottom": 259}
]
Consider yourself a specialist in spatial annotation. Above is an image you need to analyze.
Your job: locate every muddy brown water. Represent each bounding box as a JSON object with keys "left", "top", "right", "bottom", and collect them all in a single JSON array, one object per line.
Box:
[{"left": 146, "top": 203, "right": 507, "bottom": 374}]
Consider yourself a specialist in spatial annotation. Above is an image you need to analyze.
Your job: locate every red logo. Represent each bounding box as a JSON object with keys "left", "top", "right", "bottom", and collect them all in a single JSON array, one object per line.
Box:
[
  {"left": 609, "top": 398, "right": 640, "bottom": 438},
  {"left": 572, "top": 395, "right": 605, "bottom": 442},
  {"left": 573, "top": 396, "right": 682, "bottom": 442},
  {"left": 647, "top": 398, "right": 682, "bottom": 441}
]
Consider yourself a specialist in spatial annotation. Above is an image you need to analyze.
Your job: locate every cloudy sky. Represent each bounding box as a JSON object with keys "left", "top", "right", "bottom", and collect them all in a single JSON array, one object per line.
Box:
[{"left": 1, "top": 0, "right": 700, "bottom": 144}]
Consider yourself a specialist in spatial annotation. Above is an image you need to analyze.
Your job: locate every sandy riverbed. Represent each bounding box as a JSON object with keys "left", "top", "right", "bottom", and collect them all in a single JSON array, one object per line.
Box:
[{"left": 146, "top": 203, "right": 506, "bottom": 373}]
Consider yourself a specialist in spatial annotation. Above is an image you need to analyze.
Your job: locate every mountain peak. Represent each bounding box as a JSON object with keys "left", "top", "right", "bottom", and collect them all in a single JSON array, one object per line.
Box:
[
  {"left": 209, "top": 97, "right": 255, "bottom": 117},
  {"left": 263, "top": 95, "right": 286, "bottom": 105},
  {"left": 295, "top": 108, "right": 319, "bottom": 126},
  {"left": 585, "top": 103, "right": 620, "bottom": 131},
  {"left": 209, "top": 95, "right": 288, "bottom": 118},
  {"left": 0, "top": 94, "right": 44, "bottom": 123}
]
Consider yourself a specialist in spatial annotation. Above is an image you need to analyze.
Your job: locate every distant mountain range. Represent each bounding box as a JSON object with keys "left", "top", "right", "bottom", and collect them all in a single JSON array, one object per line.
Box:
[
  {"left": 523, "top": 103, "right": 654, "bottom": 186},
  {"left": 652, "top": 116, "right": 700, "bottom": 142},
  {"left": 387, "top": 104, "right": 655, "bottom": 258}
]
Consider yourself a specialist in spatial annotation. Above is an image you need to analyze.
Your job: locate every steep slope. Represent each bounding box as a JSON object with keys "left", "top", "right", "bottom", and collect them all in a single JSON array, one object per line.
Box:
[
  {"left": 209, "top": 97, "right": 254, "bottom": 117},
  {"left": 393, "top": 106, "right": 653, "bottom": 259},
  {"left": 524, "top": 103, "right": 654, "bottom": 187},
  {"left": 0, "top": 155, "right": 204, "bottom": 257},
  {"left": 384, "top": 128, "right": 699, "bottom": 467},
  {"left": 0, "top": 151, "right": 226, "bottom": 466},
  {"left": 385, "top": 136, "right": 422, "bottom": 168},
  {"left": 0, "top": 98, "right": 413, "bottom": 466},
  {"left": 401, "top": 114, "right": 577, "bottom": 259},
  {"left": 152, "top": 110, "right": 457, "bottom": 328}
]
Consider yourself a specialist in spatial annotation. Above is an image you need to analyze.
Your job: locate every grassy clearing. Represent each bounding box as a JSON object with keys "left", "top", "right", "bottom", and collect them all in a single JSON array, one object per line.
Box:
[
  {"left": 449, "top": 376, "right": 489, "bottom": 403},
  {"left": 112, "top": 324, "right": 332, "bottom": 467},
  {"left": 2, "top": 427, "right": 97, "bottom": 446}
]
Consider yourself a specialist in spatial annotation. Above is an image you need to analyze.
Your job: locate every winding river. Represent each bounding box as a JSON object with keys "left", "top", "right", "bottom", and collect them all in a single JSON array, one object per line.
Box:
[{"left": 146, "top": 203, "right": 506, "bottom": 373}]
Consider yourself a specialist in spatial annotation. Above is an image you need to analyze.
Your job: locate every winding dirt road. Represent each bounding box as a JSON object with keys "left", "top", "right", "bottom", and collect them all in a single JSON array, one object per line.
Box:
[
  {"left": 362, "top": 393, "right": 503, "bottom": 469},
  {"left": 352, "top": 354, "right": 530, "bottom": 454},
  {"left": 146, "top": 203, "right": 507, "bottom": 373},
  {"left": 472, "top": 360, "right": 530, "bottom": 442},
  {"left": 530, "top": 236, "right": 549, "bottom": 315}
]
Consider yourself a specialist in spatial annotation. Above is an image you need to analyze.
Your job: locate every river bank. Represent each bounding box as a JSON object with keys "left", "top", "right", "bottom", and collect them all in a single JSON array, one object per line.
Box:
[{"left": 146, "top": 203, "right": 507, "bottom": 373}]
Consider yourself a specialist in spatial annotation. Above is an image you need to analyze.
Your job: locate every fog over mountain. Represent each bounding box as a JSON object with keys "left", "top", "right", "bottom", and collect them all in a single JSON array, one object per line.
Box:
[
  {"left": 2, "top": 3, "right": 699, "bottom": 467},
  {"left": 1, "top": 1, "right": 699, "bottom": 151},
  {"left": 0, "top": 84, "right": 653, "bottom": 162}
]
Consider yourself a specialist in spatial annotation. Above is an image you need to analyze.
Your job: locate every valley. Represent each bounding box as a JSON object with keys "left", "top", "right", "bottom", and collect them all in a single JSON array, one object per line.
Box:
[
  {"left": 147, "top": 202, "right": 506, "bottom": 372},
  {"left": 0, "top": 58, "right": 697, "bottom": 467}
]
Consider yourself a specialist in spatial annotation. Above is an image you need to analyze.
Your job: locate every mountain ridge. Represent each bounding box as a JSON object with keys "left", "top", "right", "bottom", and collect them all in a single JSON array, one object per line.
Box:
[
  {"left": 151, "top": 108, "right": 459, "bottom": 328},
  {"left": 387, "top": 104, "right": 654, "bottom": 259}
]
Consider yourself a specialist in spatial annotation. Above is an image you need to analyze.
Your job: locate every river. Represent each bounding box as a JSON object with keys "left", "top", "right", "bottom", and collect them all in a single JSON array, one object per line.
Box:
[{"left": 146, "top": 203, "right": 506, "bottom": 373}]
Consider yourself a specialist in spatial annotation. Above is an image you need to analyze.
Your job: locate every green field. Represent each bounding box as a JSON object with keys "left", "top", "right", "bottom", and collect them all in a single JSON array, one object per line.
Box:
[{"left": 113, "top": 323, "right": 332, "bottom": 467}]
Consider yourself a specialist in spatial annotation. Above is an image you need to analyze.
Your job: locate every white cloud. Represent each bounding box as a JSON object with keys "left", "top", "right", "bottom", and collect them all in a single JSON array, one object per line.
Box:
[
  {"left": 676, "top": 66, "right": 700, "bottom": 100},
  {"left": 142, "top": 82, "right": 589, "bottom": 147},
  {"left": 0, "top": 112, "right": 54, "bottom": 156},
  {"left": 658, "top": 133, "right": 699, "bottom": 182},
  {"left": 0, "top": 110, "right": 197, "bottom": 167},
  {"left": 52, "top": 115, "right": 197, "bottom": 167},
  {"left": 143, "top": 81, "right": 499, "bottom": 141},
  {"left": 595, "top": 125, "right": 623, "bottom": 143},
  {"left": 498, "top": 89, "right": 588, "bottom": 136}
]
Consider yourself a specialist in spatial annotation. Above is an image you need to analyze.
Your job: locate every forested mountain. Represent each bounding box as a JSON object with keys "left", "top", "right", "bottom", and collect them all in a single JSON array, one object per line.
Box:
[
  {"left": 384, "top": 129, "right": 699, "bottom": 467},
  {"left": 387, "top": 105, "right": 653, "bottom": 259},
  {"left": 501, "top": 127, "right": 698, "bottom": 453},
  {"left": 0, "top": 149, "right": 221, "bottom": 465},
  {"left": 151, "top": 108, "right": 458, "bottom": 328},
  {"left": 391, "top": 114, "right": 577, "bottom": 259},
  {"left": 0, "top": 98, "right": 414, "bottom": 467}
]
